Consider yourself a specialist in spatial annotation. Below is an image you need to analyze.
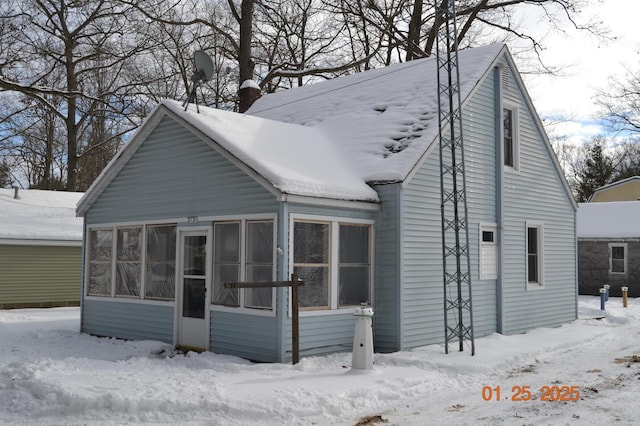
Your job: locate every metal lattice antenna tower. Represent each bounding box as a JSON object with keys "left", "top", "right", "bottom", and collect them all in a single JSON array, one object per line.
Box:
[{"left": 434, "top": 0, "right": 475, "bottom": 355}]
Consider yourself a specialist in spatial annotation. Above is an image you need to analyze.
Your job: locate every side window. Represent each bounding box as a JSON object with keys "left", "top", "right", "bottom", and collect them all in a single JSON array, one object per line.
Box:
[
  {"left": 503, "top": 106, "right": 519, "bottom": 169},
  {"left": 480, "top": 224, "right": 498, "bottom": 280},
  {"left": 609, "top": 244, "right": 627, "bottom": 274},
  {"left": 526, "top": 224, "right": 543, "bottom": 287}
]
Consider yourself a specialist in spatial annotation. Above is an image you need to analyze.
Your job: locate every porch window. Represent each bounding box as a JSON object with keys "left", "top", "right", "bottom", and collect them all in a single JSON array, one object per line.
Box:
[
  {"left": 145, "top": 225, "right": 177, "bottom": 300},
  {"left": 88, "top": 229, "right": 113, "bottom": 296},
  {"left": 115, "top": 227, "right": 142, "bottom": 297},
  {"left": 338, "top": 224, "right": 370, "bottom": 307},
  {"left": 609, "top": 243, "right": 627, "bottom": 274},
  {"left": 293, "top": 219, "right": 372, "bottom": 311},
  {"left": 212, "top": 220, "right": 275, "bottom": 310},
  {"left": 294, "top": 221, "right": 330, "bottom": 309},
  {"left": 86, "top": 223, "right": 177, "bottom": 300}
]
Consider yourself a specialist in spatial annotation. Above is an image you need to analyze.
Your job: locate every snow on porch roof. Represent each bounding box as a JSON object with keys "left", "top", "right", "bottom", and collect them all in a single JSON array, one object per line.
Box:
[
  {"left": 0, "top": 188, "right": 83, "bottom": 242},
  {"left": 161, "top": 99, "right": 379, "bottom": 202},
  {"left": 577, "top": 201, "right": 640, "bottom": 238},
  {"left": 248, "top": 43, "right": 506, "bottom": 183}
]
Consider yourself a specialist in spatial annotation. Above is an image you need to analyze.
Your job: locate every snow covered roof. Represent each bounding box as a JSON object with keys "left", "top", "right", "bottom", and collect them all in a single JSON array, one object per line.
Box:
[
  {"left": 161, "top": 100, "right": 379, "bottom": 202},
  {"left": 577, "top": 201, "right": 640, "bottom": 238},
  {"left": 79, "top": 43, "right": 508, "bottom": 212},
  {"left": 248, "top": 43, "right": 506, "bottom": 183},
  {"left": 0, "top": 188, "right": 84, "bottom": 243}
]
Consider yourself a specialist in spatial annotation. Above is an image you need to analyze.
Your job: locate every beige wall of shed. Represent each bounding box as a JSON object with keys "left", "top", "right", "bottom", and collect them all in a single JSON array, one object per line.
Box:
[
  {"left": 0, "top": 244, "right": 82, "bottom": 309},
  {"left": 591, "top": 181, "right": 640, "bottom": 202}
]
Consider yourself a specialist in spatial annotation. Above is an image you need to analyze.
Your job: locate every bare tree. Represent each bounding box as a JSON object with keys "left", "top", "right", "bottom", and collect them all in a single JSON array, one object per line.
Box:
[{"left": 595, "top": 66, "right": 640, "bottom": 135}]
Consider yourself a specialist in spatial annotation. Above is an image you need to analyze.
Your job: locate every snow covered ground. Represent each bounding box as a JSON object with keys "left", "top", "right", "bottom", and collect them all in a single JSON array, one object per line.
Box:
[{"left": 1, "top": 296, "right": 639, "bottom": 425}]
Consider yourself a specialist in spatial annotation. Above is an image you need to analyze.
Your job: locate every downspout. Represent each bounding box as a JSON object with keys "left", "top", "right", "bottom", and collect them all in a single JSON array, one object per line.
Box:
[{"left": 494, "top": 66, "right": 505, "bottom": 334}]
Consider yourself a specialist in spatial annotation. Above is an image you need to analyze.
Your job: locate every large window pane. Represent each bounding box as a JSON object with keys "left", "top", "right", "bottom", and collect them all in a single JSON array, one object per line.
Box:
[
  {"left": 213, "top": 264, "right": 239, "bottom": 306},
  {"left": 245, "top": 221, "right": 273, "bottom": 309},
  {"left": 504, "top": 108, "right": 514, "bottom": 167},
  {"left": 339, "top": 267, "right": 369, "bottom": 306},
  {"left": 184, "top": 235, "right": 206, "bottom": 276},
  {"left": 88, "top": 229, "right": 112, "bottom": 296},
  {"left": 213, "top": 222, "right": 240, "bottom": 306},
  {"left": 294, "top": 222, "right": 329, "bottom": 263},
  {"left": 145, "top": 225, "right": 176, "bottom": 300},
  {"left": 611, "top": 246, "right": 625, "bottom": 273},
  {"left": 295, "top": 266, "right": 329, "bottom": 308},
  {"left": 116, "top": 227, "right": 141, "bottom": 297},
  {"left": 214, "top": 222, "right": 240, "bottom": 262},
  {"left": 338, "top": 224, "right": 370, "bottom": 307}
]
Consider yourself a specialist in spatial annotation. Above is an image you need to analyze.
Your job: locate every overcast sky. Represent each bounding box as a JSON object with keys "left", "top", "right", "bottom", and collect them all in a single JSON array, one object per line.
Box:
[{"left": 515, "top": 0, "right": 639, "bottom": 144}]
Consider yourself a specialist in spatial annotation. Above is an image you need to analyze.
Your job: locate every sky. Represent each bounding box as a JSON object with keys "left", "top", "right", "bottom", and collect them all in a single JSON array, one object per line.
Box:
[
  {"left": 516, "top": 0, "right": 640, "bottom": 145},
  {"left": 0, "top": 296, "right": 639, "bottom": 425}
]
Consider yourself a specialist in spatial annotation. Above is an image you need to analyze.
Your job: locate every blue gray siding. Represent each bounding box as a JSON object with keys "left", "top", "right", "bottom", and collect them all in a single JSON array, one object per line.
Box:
[
  {"left": 285, "top": 312, "right": 356, "bottom": 360},
  {"left": 82, "top": 299, "right": 174, "bottom": 343},
  {"left": 86, "top": 115, "right": 279, "bottom": 225},
  {"left": 210, "top": 311, "right": 279, "bottom": 362},
  {"left": 500, "top": 63, "right": 577, "bottom": 334},
  {"left": 372, "top": 183, "right": 402, "bottom": 352},
  {"left": 399, "top": 54, "right": 575, "bottom": 350}
]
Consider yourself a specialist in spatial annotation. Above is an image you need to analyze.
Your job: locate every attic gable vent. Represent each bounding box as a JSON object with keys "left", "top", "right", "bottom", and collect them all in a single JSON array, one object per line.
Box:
[{"left": 501, "top": 64, "right": 510, "bottom": 88}]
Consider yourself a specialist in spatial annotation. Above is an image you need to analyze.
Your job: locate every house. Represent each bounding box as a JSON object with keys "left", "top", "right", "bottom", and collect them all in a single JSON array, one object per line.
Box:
[
  {"left": 0, "top": 188, "right": 83, "bottom": 309},
  {"left": 577, "top": 201, "right": 640, "bottom": 297},
  {"left": 76, "top": 43, "right": 577, "bottom": 362},
  {"left": 588, "top": 176, "right": 640, "bottom": 202}
]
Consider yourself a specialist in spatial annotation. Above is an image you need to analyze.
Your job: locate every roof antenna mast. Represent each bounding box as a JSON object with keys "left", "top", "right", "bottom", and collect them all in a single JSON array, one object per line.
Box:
[
  {"left": 434, "top": 0, "right": 475, "bottom": 355},
  {"left": 183, "top": 50, "right": 214, "bottom": 113}
]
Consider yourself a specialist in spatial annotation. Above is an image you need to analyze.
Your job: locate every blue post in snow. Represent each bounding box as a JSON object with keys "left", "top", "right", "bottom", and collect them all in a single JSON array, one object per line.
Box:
[
  {"left": 604, "top": 284, "right": 610, "bottom": 301},
  {"left": 599, "top": 288, "right": 607, "bottom": 311}
]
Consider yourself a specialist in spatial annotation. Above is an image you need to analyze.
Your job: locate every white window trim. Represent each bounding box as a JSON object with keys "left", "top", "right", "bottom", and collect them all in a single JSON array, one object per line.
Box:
[
  {"left": 479, "top": 223, "right": 498, "bottom": 280},
  {"left": 503, "top": 103, "right": 520, "bottom": 171},
  {"left": 85, "top": 223, "right": 176, "bottom": 302},
  {"left": 289, "top": 214, "right": 374, "bottom": 316},
  {"left": 608, "top": 242, "right": 628, "bottom": 275},
  {"left": 525, "top": 221, "right": 544, "bottom": 290},
  {"left": 210, "top": 214, "right": 278, "bottom": 317}
]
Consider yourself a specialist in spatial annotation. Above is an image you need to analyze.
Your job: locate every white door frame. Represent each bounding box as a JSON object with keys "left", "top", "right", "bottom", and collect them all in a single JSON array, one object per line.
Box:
[{"left": 175, "top": 226, "right": 212, "bottom": 351}]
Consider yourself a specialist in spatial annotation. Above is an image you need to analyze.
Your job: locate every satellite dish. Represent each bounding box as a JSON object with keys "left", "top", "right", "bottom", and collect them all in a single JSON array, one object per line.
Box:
[
  {"left": 183, "top": 50, "right": 214, "bottom": 112},
  {"left": 193, "top": 50, "right": 214, "bottom": 82}
]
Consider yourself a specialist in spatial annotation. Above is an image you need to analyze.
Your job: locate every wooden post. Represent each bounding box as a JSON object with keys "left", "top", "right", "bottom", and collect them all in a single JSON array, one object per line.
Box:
[
  {"left": 224, "top": 275, "right": 304, "bottom": 364},
  {"left": 291, "top": 273, "right": 299, "bottom": 365}
]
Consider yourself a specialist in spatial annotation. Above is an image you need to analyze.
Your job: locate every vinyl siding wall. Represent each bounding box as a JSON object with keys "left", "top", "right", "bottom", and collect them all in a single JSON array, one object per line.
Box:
[
  {"left": 399, "top": 57, "right": 576, "bottom": 349},
  {"left": 82, "top": 115, "right": 282, "bottom": 360},
  {"left": 371, "top": 183, "right": 402, "bottom": 352},
  {"left": 500, "top": 62, "right": 577, "bottom": 334},
  {"left": 0, "top": 244, "right": 81, "bottom": 309},
  {"left": 400, "top": 72, "right": 499, "bottom": 349}
]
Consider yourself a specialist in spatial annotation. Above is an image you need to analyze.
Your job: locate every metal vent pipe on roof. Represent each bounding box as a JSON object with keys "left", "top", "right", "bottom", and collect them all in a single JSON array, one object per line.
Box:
[{"left": 13, "top": 186, "right": 19, "bottom": 199}]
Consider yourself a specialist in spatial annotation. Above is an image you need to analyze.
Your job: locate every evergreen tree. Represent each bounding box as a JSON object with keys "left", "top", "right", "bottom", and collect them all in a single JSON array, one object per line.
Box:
[
  {"left": 575, "top": 140, "right": 614, "bottom": 202},
  {"left": 0, "top": 159, "right": 11, "bottom": 188}
]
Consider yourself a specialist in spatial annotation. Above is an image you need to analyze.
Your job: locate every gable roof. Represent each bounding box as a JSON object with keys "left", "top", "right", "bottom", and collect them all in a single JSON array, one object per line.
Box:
[
  {"left": 588, "top": 176, "right": 640, "bottom": 202},
  {"left": 0, "top": 188, "right": 83, "bottom": 244},
  {"left": 248, "top": 43, "right": 506, "bottom": 183},
  {"left": 577, "top": 201, "right": 640, "bottom": 238}
]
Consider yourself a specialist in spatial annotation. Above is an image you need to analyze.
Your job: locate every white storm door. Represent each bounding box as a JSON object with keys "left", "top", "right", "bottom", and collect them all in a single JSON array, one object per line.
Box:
[{"left": 178, "top": 230, "right": 210, "bottom": 350}]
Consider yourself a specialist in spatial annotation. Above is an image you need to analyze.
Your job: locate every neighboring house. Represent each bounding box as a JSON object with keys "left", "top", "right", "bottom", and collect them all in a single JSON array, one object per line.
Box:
[
  {"left": 0, "top": 188, "right": 84, "bottom": 309},
  {"left": 588, "top": 176, "right": 640, "bottom": 202},
  {"left": 77, "top": 43, "right": 577, "bottom": 362},
  {"left": 577, "top": 201, "right": 640, "bottom": 297}
]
